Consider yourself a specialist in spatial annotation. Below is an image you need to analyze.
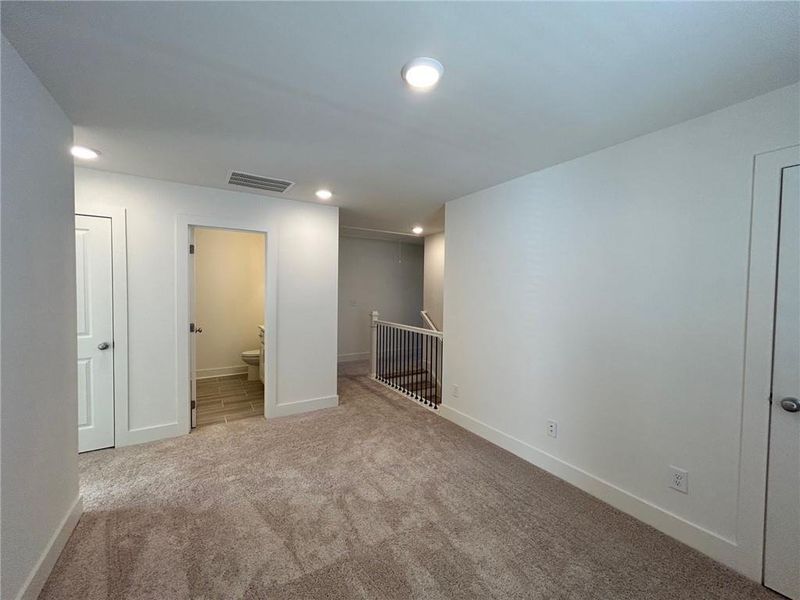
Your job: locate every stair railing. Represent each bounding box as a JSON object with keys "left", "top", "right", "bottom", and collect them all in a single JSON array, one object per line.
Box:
[
  {"left": 420, "top": 310, "right": 439, "bottom": 332},
  {"left": 370, "top": 310, "right": 443, "bottom": 408}
]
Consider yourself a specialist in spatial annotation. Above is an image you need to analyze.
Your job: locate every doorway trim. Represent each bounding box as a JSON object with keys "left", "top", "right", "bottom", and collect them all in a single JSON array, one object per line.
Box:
[
  {"left": 75, "top": 207, "right": 129, "bottom": 448},
  {"left": 739, "top": 144, "right": 800, "bottom": 581},
  {"left": 175, "top": 214, "right": 278, "bottom": 435}
]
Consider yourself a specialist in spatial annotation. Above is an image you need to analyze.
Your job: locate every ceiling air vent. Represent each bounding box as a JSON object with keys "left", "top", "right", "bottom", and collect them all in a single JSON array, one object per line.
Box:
[{"left": 227, "top": 171, "right": 294, "bottom": 193}]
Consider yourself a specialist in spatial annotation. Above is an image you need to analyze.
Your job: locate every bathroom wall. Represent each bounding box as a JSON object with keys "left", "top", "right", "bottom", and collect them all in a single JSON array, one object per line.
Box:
[
  {"left": 194, "top": 228, "right": 265, "bottom": 378},
  {"left": 338, "top": 235, "right": 423, "bottom": 362}
]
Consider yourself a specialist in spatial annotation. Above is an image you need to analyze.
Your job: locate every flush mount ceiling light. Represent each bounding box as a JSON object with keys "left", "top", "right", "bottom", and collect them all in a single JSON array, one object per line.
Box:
[
  {"left": 401, "top": 57, "right": 444, "bottom": 90},
  {"left": 70, "top": 145, "right": 100, "bottom": 160},
  {"left": 412, "top": 225, "right": 424, "bottom": 235},
  {"left": 315, "top": 189, "right": 333, "bottom": 200}
]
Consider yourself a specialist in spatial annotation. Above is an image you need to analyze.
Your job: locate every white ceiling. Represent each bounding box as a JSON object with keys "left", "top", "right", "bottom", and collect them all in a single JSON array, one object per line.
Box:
[{"left": 3, "top": 2, "right": 798, "bottom": 233}]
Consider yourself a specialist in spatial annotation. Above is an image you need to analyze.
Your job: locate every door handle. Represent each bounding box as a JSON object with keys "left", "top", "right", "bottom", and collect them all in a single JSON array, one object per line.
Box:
[
  {"left": 780, "top": 397, "right": 800, "bottom": 413},
  {"left": 97, "top": 342, "right": 110, "bottom": 350}
]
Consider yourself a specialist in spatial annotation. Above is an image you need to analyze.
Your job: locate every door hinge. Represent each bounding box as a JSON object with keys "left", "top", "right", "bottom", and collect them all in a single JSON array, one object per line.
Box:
[
  {"left": 191, "top": 400, "right": 196, "bottom": 410},
  {"left": 189, "top": 322, "right": 196, "bottom": 333},
  {"left": 189, "top": 243, "right": 195, "bottom": 254}
]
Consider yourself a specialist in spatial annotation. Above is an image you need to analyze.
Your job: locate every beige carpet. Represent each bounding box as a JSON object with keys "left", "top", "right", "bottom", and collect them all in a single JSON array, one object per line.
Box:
[{"left": 41, "top": 362, "right": 778, "bottom": 599}]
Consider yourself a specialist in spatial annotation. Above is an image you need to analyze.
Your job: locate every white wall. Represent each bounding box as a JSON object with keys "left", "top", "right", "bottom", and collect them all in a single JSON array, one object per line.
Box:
[
  {"left": 0, "top": 37, "right": 81, "bottom": 600},
  {"left": 423, "top": 232, "right": 445, "bottom": 330},
  {"left": 75, "top": 168, "right": 339, "bottom": 444},
  {"left": 338, "top": 236, "right": 423, "bottom": 361},
  {"left": 443, "top": 84, "right": 800, "bottom": 579},
  {"left": 194, "top": 228, "right": 265, "bottom": 377}
]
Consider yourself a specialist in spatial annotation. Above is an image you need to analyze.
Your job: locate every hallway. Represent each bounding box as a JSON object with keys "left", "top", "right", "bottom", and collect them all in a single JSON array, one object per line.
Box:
[{"left": 41, "top": 363, "right": 775, "bottom": 599}]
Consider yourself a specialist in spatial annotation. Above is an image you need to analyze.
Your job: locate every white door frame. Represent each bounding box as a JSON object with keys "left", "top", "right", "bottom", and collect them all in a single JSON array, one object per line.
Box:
[
  {"left": 75, "top": 207, "right": 129, "bottom": 448},
  {"left": 175, "top": 214, "right": 278, "bottom": 435},
  {"left": 739, "top": 145, "right": 800, "bottom": 581}
]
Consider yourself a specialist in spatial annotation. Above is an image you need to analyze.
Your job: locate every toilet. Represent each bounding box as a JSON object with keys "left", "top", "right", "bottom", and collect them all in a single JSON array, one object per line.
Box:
[{"left": 240, "top": 349, "right": 260, "bottom": 381}]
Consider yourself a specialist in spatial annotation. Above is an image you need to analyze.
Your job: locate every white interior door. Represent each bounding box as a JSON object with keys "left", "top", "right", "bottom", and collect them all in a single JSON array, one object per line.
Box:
[
  {"left": 76, "top": 215, "right": 115, "bottom": 452},
  {"left": 764, "top": 163, "right": 800, "bottom": 599}
]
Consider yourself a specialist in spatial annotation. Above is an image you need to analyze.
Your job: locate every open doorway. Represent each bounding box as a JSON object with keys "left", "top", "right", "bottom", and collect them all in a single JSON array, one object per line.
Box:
[{"left": 190, "top": 227, "right": 266, "bottom": 427}]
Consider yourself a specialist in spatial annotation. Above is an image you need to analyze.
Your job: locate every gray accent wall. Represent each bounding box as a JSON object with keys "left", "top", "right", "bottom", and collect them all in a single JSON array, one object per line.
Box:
[{"left": 338, "top": 236, "right": 423, "bottom": 362}]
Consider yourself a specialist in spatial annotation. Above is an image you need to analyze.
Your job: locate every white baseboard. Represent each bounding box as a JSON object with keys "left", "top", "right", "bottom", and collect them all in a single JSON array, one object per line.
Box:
[
  {"left": 16, "top": 495, "right": 83, "bottom": 600},
  {"left": 337, "top": 352, "right": 369, "bottom": 363},
  {"left": 196, "top": 365, "right": 248, "bottom": 379},
  {"left": 439, "top": 404, "right": 742, "bottom": 576},
  {"left": 271, "top": 394, "right": 339, "bottom": 418}
]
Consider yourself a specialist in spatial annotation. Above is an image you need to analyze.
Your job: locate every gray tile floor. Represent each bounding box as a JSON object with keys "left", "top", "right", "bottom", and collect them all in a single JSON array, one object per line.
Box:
[{"left": 196, "top": 374, "right": 264, "bottom": 426}]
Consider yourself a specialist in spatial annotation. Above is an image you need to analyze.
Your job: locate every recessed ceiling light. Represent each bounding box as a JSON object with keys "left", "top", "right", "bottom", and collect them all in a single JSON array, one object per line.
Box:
[
  {"left": 401, "top": 57, "right": 444, "bottom": 90},
  {"left": 70, "top": 145, "right": 100, "bottom": 160},
  {"left": 315, "top": 189, "right": 333, "bottom": 200},
  {"left": 412, "top": 225, "right": 424, "bottom": 235}
]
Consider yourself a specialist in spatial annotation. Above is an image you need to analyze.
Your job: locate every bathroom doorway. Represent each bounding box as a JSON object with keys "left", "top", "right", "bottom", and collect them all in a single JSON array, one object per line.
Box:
[{"left": 189, "top": 226, "right": 266, "bottom": 427}]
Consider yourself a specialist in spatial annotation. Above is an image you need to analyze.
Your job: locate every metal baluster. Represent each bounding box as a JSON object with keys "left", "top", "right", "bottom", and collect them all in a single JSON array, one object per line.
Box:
[
  {"left": 414, "top": 332, "right": 419, "bottom": 401},
  {"left": 392, "top": 327, "right": 396, "bottom": 386},
  {"left": 403, "top": 329, "right": 408, "bottom": 394},
  {"left": 413, "top": 331, "right": 419, "bottom": 401},
  {"left": 432, "top": 335, "right": 436, "bottom": 406},
  {"left": 426, "top": 334, "right": 431, "bottom": 404},
  {"left": 397, "top": 327, "right": 401, "bottom": 389},
  {"left": 434, "top": 337, "right": 439, "bottom": 407},
  {"left": 437, "top": 337, "right": 441, "bottom": 407},
  {"left": 412, "top": 331, "right": 416, "bottom": 398},
  {"left": 396, "top": 328, "right": 400, "bottom": 390},
  {"left": 422, "top": 334, "right": 427, "bottom": 404},
  {"left": 400, "top": 328, "right": 404, "bottom": 392},
  {"left": 410, "top": 331, "right": 415, "bottom": 399},
  {"left": 418, "top": 333, "right": 423, "bottom": 403},
  {"left": 430, "top": 334, "right": 434, "bottom": 404},
  {"left": 438, "top": 337, "right": 442, "bottom": 407},
  {"left": 405, "top": 329, "right": 409, "bottom": 395},
  {"left": 397, "top": 327, "right": 401, "bottom": 390},
  {"left": 392, "top": 326, "right": 396, "bottom": 385},
  {"left": 396, "top": 327, "right": 400, "bottom": 389},
  {"left": 406, "top": 330, "right": 411, "bottom": 396},
  {"left": 431, "top": 337, "right": 438, "bottom": 405}
]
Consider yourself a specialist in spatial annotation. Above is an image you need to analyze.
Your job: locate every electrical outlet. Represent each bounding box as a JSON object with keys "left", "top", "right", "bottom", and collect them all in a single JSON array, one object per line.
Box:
[
  {"left": 546, "top": 420, "right": 558, "bottom": 438},
  {"left": 452, "top": 384, "right": 459, "bottom": 398},
  {"left": 669, "top": 466, "right": 688, "bottom": 494}
]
